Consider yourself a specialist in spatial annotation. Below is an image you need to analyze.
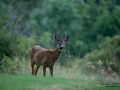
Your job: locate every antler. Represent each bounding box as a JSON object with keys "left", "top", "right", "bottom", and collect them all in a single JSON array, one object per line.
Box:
[
  {"left": 63, "top": 31, "right": 66, "bottom": 40},
  {"left": 57, "top": 31, "right": 61, "bottom": 40},
  {"left": 63, "top": 31, "right": 69, "bottom": 42},
  {"left": 55, "top": 31, "right": 61, "bottom": 41}
]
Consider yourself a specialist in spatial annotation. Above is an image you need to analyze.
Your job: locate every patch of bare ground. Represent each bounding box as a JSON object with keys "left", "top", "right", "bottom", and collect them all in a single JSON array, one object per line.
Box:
[{"left": 51, "top": 85, "right": 63, "bottom": 90}]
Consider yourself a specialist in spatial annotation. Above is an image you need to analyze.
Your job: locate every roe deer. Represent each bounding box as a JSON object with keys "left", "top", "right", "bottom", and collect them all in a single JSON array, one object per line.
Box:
[{"left": 29, "top": 31, "right": 69, "bottom": 77}]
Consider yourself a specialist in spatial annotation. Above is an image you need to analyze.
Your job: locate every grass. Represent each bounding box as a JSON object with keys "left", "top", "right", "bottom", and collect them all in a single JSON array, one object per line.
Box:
[
  {"left": 1, "top": 57, "right": 120, "bottom": 90},
  {"left": 0, "top": 74, "right": 120, "bottom": 90}
]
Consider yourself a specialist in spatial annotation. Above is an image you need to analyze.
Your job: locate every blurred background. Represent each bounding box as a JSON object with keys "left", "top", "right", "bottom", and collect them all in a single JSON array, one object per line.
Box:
[{"left": 0, "top": 0, "right": 120, "bottom": 82}]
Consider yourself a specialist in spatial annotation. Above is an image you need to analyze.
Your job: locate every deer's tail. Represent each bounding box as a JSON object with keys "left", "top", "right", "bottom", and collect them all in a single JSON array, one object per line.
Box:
[{"left": 29, "top": 46, "right": 35, "bottom": 60}]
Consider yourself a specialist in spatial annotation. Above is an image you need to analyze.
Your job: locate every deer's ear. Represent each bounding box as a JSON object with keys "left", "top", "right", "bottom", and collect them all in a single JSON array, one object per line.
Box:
[
  {"left": 64, "top": 35, "right": 69, "bottom": 42},
  {"left": 55, "top": 34, "right": 59, "bottom": 42}
]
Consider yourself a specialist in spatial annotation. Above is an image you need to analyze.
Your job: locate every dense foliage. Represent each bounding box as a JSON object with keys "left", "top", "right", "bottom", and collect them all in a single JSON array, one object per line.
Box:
[{"left": 0, "top": 0, "right": 120, "bottom": 66}]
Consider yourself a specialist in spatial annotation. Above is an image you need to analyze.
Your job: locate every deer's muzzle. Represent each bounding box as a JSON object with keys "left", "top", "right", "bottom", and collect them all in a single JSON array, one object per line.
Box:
[{"left": 60, "top": 47, "right": 63, "bottom": 50}]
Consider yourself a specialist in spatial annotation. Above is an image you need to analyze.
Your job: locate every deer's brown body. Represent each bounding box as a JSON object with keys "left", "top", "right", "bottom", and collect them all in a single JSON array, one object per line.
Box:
[{"left": 29, "top": 31, "right": 69, "bottom": 77}]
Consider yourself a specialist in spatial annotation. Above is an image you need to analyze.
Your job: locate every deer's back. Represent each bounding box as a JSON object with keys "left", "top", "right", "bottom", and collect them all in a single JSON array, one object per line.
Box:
[{"left": 29, "top": 46, "right": 53, "bottom": 66}]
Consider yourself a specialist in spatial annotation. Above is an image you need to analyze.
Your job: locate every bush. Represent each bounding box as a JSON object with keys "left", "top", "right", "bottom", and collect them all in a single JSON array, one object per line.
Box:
[{"left": 82, "top": 35, "right": 120, "bottom": 74}]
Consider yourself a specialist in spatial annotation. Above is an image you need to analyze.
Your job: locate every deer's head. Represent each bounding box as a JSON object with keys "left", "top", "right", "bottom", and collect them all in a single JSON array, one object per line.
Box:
[{"left": 55, "top": 31, "right": 69, "bottom": 50}]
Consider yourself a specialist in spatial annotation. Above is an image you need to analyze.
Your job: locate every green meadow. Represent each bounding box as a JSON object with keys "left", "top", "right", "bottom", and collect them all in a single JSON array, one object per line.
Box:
[
  {"left": 0, "top": 57, "right": 120, "bottom": 90},
  {"left": 1, "top": 74, "right": 119, "bottom": 90},
  {"left": 0, "top": 67, "right": 120, "bottom": 90}
]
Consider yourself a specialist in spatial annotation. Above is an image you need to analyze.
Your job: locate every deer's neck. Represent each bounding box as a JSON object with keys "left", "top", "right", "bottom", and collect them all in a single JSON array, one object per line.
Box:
[
  {"left": 53, "top": 45, "right": 61, "bottom": 56},
  {"left": 52, "top": 45, "right": 61, "bottom": 61}
]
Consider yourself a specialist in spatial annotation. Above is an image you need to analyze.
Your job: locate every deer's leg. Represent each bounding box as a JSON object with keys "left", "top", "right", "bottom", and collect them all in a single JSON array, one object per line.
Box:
[
  {"left": 34, "top": 65, "right": 40, "bottom": 76},
  {"left": 31, "top": 61, "right": 35, "bottom": 75},
  {"left": 43, "top": 66, "right": 46, "bottom": 76},
  {"left": 49, "top": 66, "right": 53, "bottom": 77}
]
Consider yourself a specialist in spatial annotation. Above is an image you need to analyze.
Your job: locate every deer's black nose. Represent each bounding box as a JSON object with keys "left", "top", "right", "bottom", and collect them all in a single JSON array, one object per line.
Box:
[{"left": 60, "top": 47, "right": 63, "bottom": 50}]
